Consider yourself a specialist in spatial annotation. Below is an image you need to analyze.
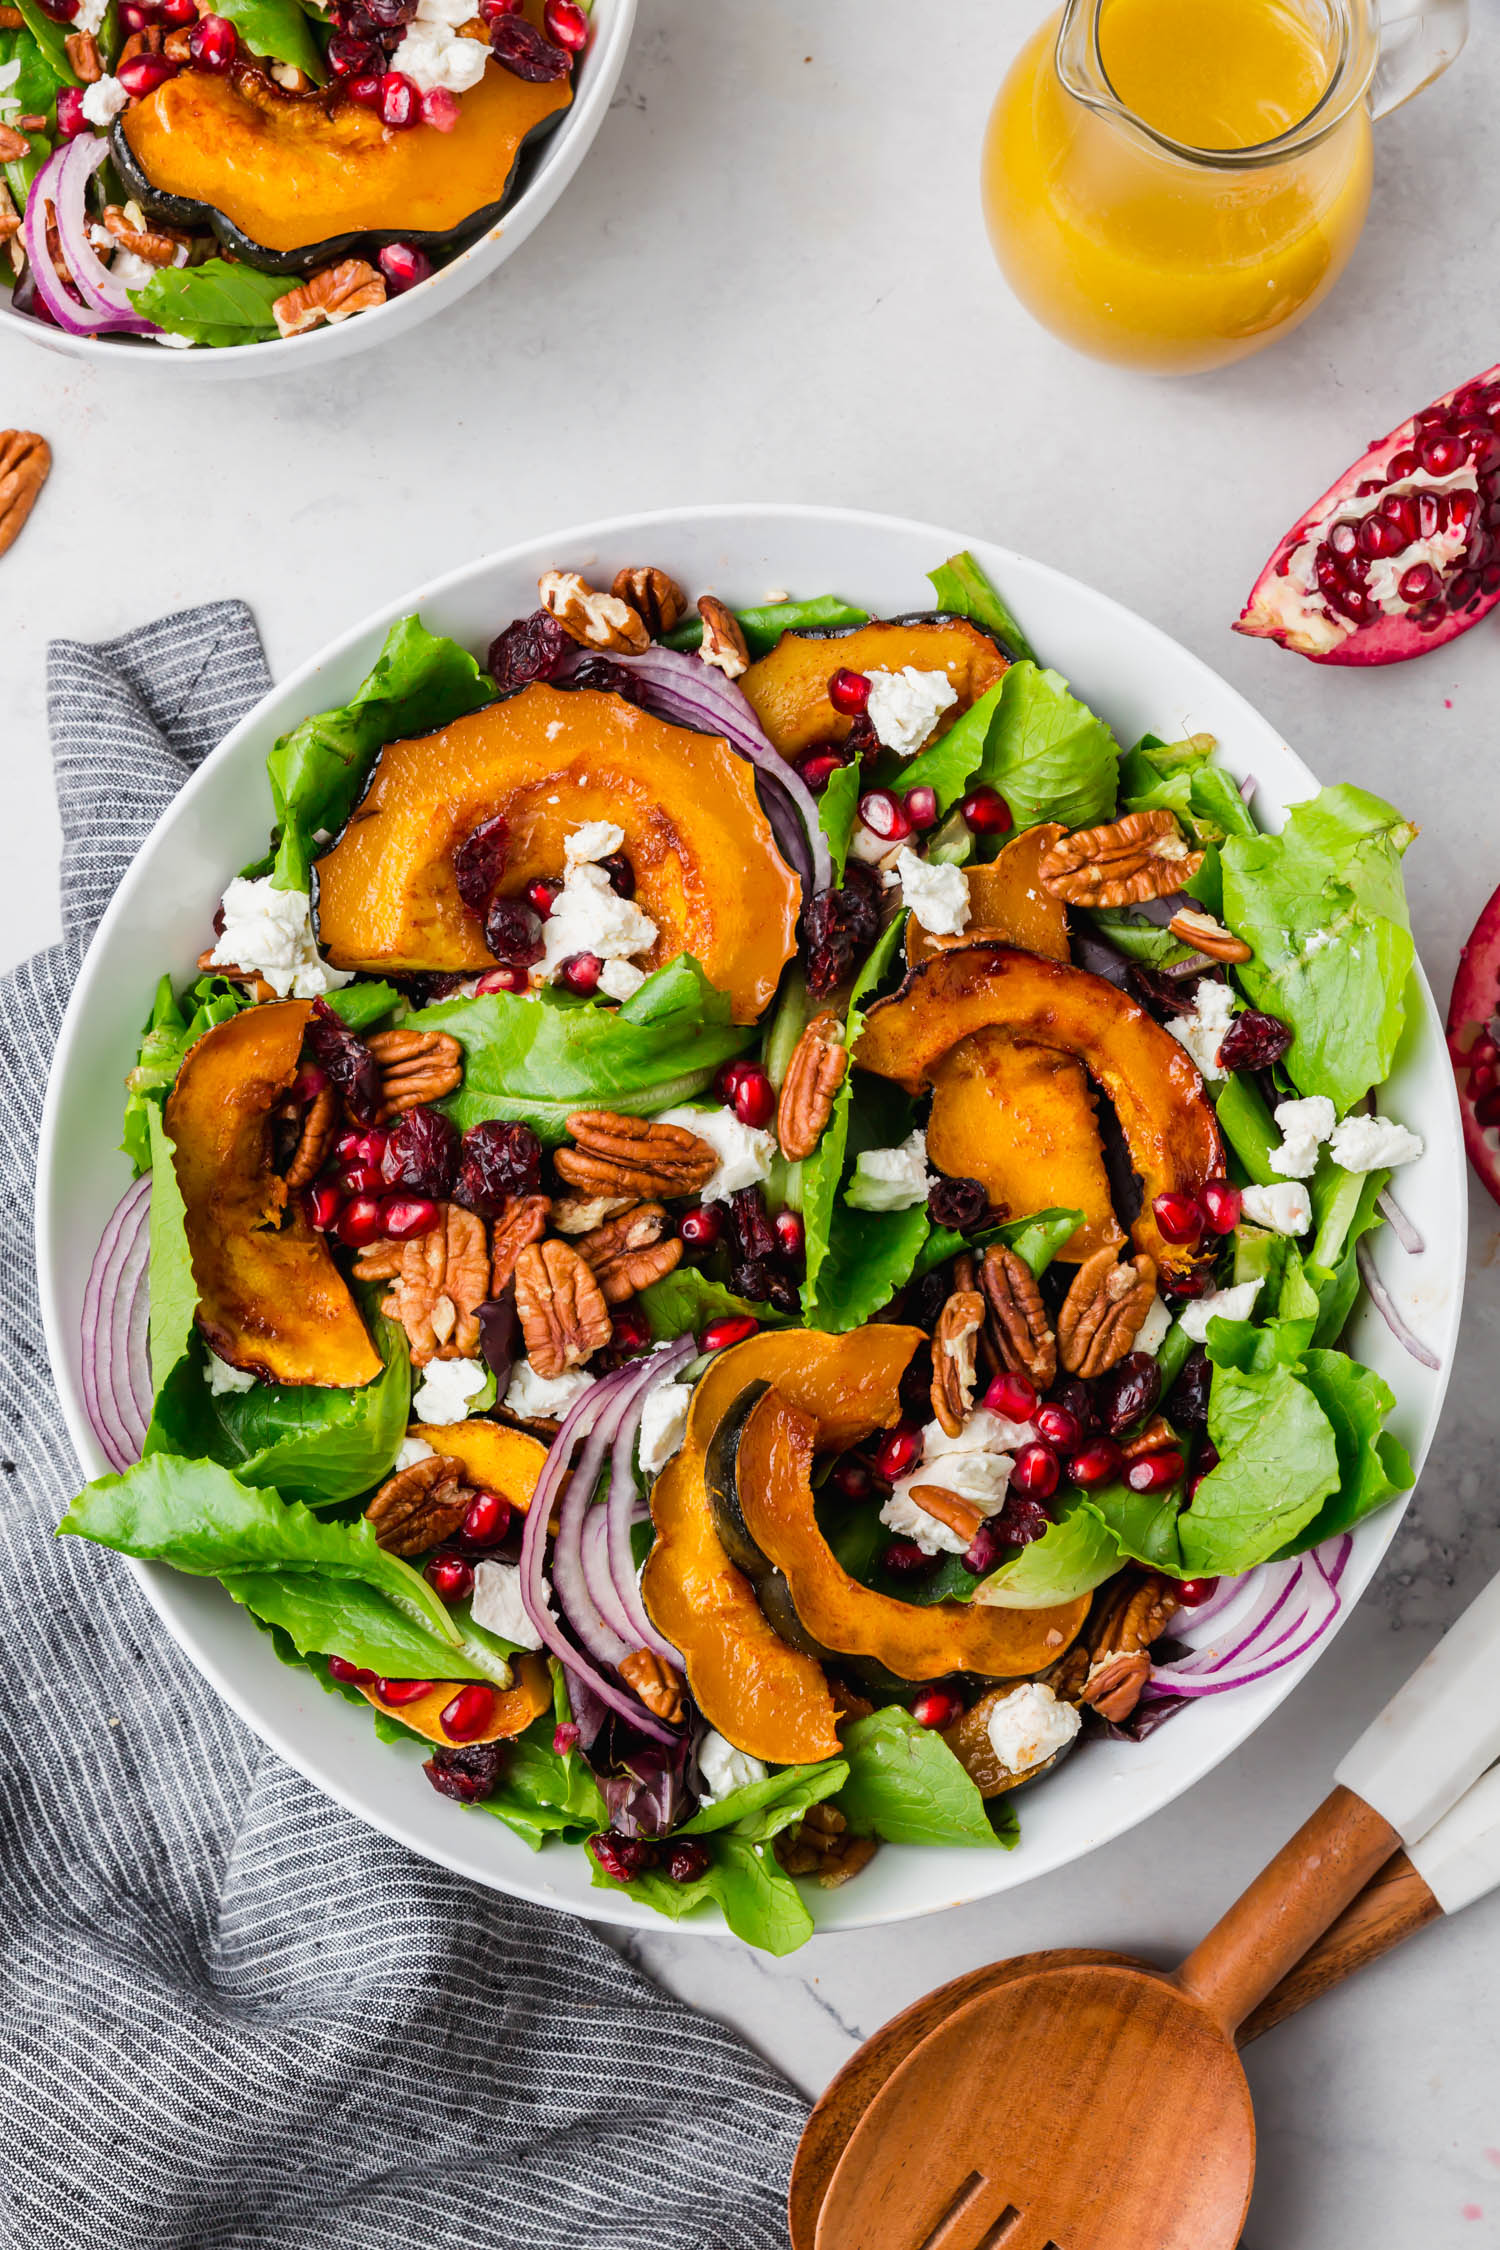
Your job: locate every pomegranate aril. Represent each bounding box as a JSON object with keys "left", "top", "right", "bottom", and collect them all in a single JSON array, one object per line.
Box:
[
  {"left": 1125, "top": 1449, "right": 1185, "bottom": 1493},
  {"left": 188, "top": 13, "right": 237, "bottom": 68},
  {"left": 440, "top": 1683, "right": 496, "bottom": 1742},
  {"left": 525, "top": 875, "right": 561, "bottom": 917},
  {"left": 961, "top": 1522, "right": 1005, "bottom": 1576},
  {"left": 1399, "top": 564, "right": 1439, "bottom": 605},
  {"left": 375, "top": 240, "right": 430, "bottom": 295},
  {"left": 327, "top": 1655, "right": 375, "bottom": 1686},
  {"left": 291, "top": 1063, "right": 330, "bottom": 1105},
  {"left": 558, "top": 951, "right": 602, "bottom": 996},
  {"left": 420, "top": 84, "right": 459, "bottom": 129},
  {"left": 335, "top": 1194, "right": 385, "bottom": 1248},
  {"left": 828, "top": 667, "right": 871, "bottom": 716},
  {"left": 340, "top": 1162, "right": 384, "bottom": 1196},
  {"left": 1067, "top": 1438, "right": 1124, "bottom": 1488},
  {"left": 725, "top": 1062, "right": 774, "bottom": 1129},
  {"left": 858, "top": 788, "right": 911, "bottom": 844},
  {"left": 459, "top": 1491, "right": 511, "bottom": 1549},
  {"left": 1474, "top": 1088, "right": 1500, "bottom": 1129},
  {"left": 959, "top": 785, "right": 1012, "bottom": 835},
  {"left": 381, "top": 1194, "right": 439, "bottom": 1241},
  {"left": 678, "top": 1203, "right": 724, "bottom": 1252},
  {"left": 1420, "top": 433, "right": 1467, "bottom": 475},
  {"left": 345, "top": 72, "right": 384, "bottom": 104},
  {"left": 983, "top": 1370, "right": 1037, "bottom": 1421},
  {"left": 1176, "top": 1577, "right": 1220, "bottom": 1607},
  {"left": 911, "top": 1687, "right": 961, "bottom": 1730},
  {"left": 1328, "top": 521, "right": 1358, "bottom": 558},
  {"left": 830, "top": 1455, "right": 872, "bottom": 1501},
  {"left": 475, "top": 964, "right": 528, "bottom": 993},
  {"left": 773, "top": 1208, "right": 806, "bottom": 1264},
  {"left": 301, "top": 1181, "right": 343, "bottom": 1232},
  {"left": 1200, "top": 1177, "right": 1242, "bottom": 1235},
  {"left": 1152, "top": 1189, "right": 1205, "bottom": 1246},
  {"left": 872, "top": 1422, "right": 921, "bottom": 1483},
  {"left": 55, "top": 84, "right": 87, "bottom": 134},
  {"left": 1386, "top": 449, "right": 1418, "bottom": 479},
  {"left": 553, "top": 1720, "right": 580, "bottom": 1755},
  {"left": 117, "top": 51, "right": 179, "bottom": 92},
  {"left": 542, "top": 0, "right": 587, "bottom": 49},
  {"left": 1357, "top": 514, "right": 1401, "bottom": 558},
  {"left": 903, "top": 786, "right": 939, "bottom": 831},
  {"left": 379, "top": 68, "right": 418, "bottom": 126},
  {"left": 792, "top": 748, "right": 848, "bottom": 795},
  {"left": 609, "top": 1301, "right": 652, "bottom": 1355},
  {"left": 38, "top": 0, "right": 80, "bottom": 16},
  {"left": 1010, "top": 1441, "right": 1060, "bottom": 1500},
  {"left": 376, "top": 1678, "right": 435, "bottom": 1706},
  {"left": 1034, "top": 1403, "right": 1081, "bottom": 1454},
  {"left": 882, "top": 1538, "right": 938, "bottom": 1578},
  {"left": 700, "top": 1314, "right": 758, "bottom": 1352},
  {"left": 425, "top": 1553, "right": 475, "bottom": 1602}
]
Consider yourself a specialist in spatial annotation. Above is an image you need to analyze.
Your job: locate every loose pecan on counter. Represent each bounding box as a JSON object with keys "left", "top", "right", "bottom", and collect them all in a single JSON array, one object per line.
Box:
[
  {"left": 1039, "top": 809, "right": 1203, "bottom": 908},
  {"left": 555, "top": 1110, "right": 717, "bottom": 1201},
  {"left": 1056, "top": 1247, "right": 1158, "bottom": 1377},
  {"left": 367, "top": 1027, "right": 463, "bottom": 1117},
  {"left": 0, "top": 431, "right": 50, "bottom": 560},
  {"left": 979, "top": 1244, "right": 1057, "bottom": 1390},
  {"left": 575, "top": 1202, "right": 682, "bottom": 1303},
  {"left": 365, "top": 1454, "right": 471, "bottom": 1556},
  {"left": 538, "top": 568, "right": 651, "bottom": 654},
  {"left": 929, "top": 1286, "right": 984, "bottom": 1438},
  {"left": 776, "top": 1011, "right": 848, "bottom": 1161},
  {"left": 513, "top": 1238, "right": 611, "bottom": 1378}
]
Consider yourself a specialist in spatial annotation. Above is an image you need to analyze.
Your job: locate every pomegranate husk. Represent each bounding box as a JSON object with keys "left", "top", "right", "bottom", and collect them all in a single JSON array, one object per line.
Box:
[
  {"left": 1447, "top": 876, "right": 1500, "bottom": 1209},
  {"left": 1236, "top": 363, "right": 1500, "bottom": 665}
]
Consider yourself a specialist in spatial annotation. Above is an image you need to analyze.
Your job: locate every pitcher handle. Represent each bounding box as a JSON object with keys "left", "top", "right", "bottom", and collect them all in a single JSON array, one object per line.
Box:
[{"left": 1370, "top": 0, "right": 1467, "bottom": 120}]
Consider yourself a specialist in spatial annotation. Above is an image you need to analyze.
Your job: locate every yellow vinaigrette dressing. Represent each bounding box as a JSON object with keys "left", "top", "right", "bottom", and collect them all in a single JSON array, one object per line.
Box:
[{"left": 983, "top": 0, "right": 1374, "bottom": 373}]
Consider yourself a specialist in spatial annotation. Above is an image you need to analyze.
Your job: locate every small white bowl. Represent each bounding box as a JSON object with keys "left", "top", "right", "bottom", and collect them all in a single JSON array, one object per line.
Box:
[
  {"left": 12, "top": 0, "right": 634, "bottom": 379},
  {"left": 36, "top": 503, "right": 1466, "bottom": 1938}
]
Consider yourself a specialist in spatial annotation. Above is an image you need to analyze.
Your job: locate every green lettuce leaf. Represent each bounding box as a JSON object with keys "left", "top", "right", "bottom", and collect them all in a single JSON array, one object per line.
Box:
[
  {"left": 637, "top": 1265, "right": 788, "bottom": 1343},
  {"left": 11, "top": 0, "right": 76, "bottom": 82},
  {"left": 1182, "top": 1360, "right": 1340, "bottom": 1574},
  {"left": 266, "top": 616, "right": 495, "bottom": 892},
  {"left": 212, "top": 0, "right": 325, "bottom": 76},
  {"left": 123, "top": 974, "right": 246, "bottom": 1173},
  {"left": 128, "top": 259, "right": 289, "bottom": 348},
  {"left": 1219, "top": 785, "right": 1417, "bottom": 1113},
  {"left": 415, "top": 955, "right": 751, "bottom": 1145},
  {"left": 972, "top": 1499, "right": 1122, "bottom": 1609},
  {"left": 899, "top": 679, "right": 1005, "bottom": 815},
  {"left": 914, "top": 1206, "right": 1083, "bottom": 1281},
  {"left": 818, "top": 760, "right": 862, "bottom": 881},
  {"left": 681, "top": 1758, "right": 848, "bottom": 1839},
  {"left": 835, "top": 1706, "right": 1007, "bottom": 1848},
  {"left": 481, "top": 1686, "right": 608, "bottom": 1850},
  {"left": 801, "top": 918, "right": 909, "bottom": 1326},
  {"left": 593, "top": 1831, "right": 815, "bottom": 1954},
  {"left": 221, "top": 1567, "right": 493, "bottom": 1681},
  {"left": 927, "top": 550, "right": 1037, "bottom": 665},
  {"left": 974, "top": 662, "right": 1121, "bottom": 834},
  {"left": 1275, "top": 1350, "right": 1413, "bottom": 1555},
  {"left": 145, "top": 1106, "right": 199, "bottom": 1396}
]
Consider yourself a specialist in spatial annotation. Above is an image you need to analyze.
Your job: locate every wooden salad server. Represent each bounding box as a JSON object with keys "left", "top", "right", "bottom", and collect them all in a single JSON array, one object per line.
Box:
[{"left": 804, "top": 1569, "right": 1500, "bottom": 2250}]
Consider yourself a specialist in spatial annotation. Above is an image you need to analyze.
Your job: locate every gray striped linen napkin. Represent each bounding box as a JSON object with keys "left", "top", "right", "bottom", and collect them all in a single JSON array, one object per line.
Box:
[{"left": 0, "top": 603, "right": 805, "bottom": 2250}]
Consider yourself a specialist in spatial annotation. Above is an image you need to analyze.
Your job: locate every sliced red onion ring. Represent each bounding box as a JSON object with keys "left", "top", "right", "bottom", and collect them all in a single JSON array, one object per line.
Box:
[
  {"left": 580, "top": 1508, "right": 637, "bottom": 1645},
  {"left": 1375, "top": 1187, "right": 1425, "bottom": 1256},
  {"left": 549, "top": 1367, "right": 652, "bottom": 1669},
  {"left": 1146, "top": 1536, "right": 1352, "bottom": 1698},
  {"left": 81, "top": 1176, "right": 153, "bottom": 1471},
  {"left": 1357, "top": 1237, "right": 1440, "bottom": 1370},
  {"left": 605, "top": 1342, "right": 692, "bottom": 1667},
  {"left": 1239, "top": 774, "right": 1258, "bottom": 806},
  {"left": 585, "top": 644, "right": 832, "bottom": 894},
  {"left": 20, "top": 143, "right": 156, "bottom": 337},
  {"left": 54, "top": 136, "right": 158, "bottom": 326}
]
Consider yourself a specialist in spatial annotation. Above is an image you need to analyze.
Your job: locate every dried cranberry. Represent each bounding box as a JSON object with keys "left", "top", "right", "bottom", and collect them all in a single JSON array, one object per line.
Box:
[
  {"left": 728, "top": 1256, "right": 774, "bottom": 1304},
  {"left": 563, "top": 655, "right": 643, "bottom": 702},
  {"left": 423, "top": 1739, "right": 508, "bottom": 1803},
  {"left": 995, "top": 1493, "right": 1053, "bottom": 1546},
  {"left": 1051, "top": 1375, "right": 1099, "bottom": 1437},
  {"left": 882, "top": 1538, "right": 939, "bottom": 1578},
  {"left": 478, "top": 1291, "right": 519, "bottom": 1384},
  {"left": 984, "top": 1370, "right": 1036, "bottom": 1421},
  {"left": 911, "top": 1687, "right": 962, "bottom": 1729},
  {"left": 484, "top": 896, "right": 544, "bottom": 967},
  {"left": 490, "top": 12, "right": 571, "bottom": 77},
  {"left": 452, "top": 813, "right": 510, "bottom": 912},
  {"left": 381, "top": 1105, "right": 459, "bottom": 1199},
  {"left": 960, "top": 1523, "right": 1005, "bottom": 1575},
  {"left": 904, "top": 1270, "right": 949, "bottom": 1334},
  {"left": 588, "top": 1828, "right": 657, "bottom": 1882},
  {"left": 804, "top": 866, "right": 882, "bottom": 998},
  {"left": 600, "top": 852, "right": 634, "bottom": 898},
  {"left": 305, "top": 1001, "right": 382, "bottom": 1123},
  {"left": 927, "top": 1174, "right": 988, "bottom": 1232},
  {"left": 1127, "top": 962, "right": 1210, "bottom": 1019},
  {"left": 1186, "top": 1438, "right": 1221, "bottom": 1501},
  {"left": 1095, "top": 1352, "right": 1162, "bottom": 1438},
  {"left": 1168, "top": 1346, "right": 1212, "bottom": 1426},
  {"left": 358, "top": 0, "right": 416, "bottom": 24},
  {"left": 727, "top": 1186, "right": 777, "bottom": 1263},
  {"left": 455, "top": 1119, "right": 543, "bottom": 1214},
  {"left": 1216, "top": 1007, "right": 1294, "bottom": 1075},
  {"left": 665, "top": 1840, "right": 710, "bottom": 1884},
  {"left": 486, "top": 608, "right": 572, "bottom": 691}
]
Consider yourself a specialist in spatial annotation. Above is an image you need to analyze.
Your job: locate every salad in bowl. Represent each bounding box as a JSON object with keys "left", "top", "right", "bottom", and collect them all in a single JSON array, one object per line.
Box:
[
  {"left": 1, "top": 0, "right": 607, "bottom": 355},
  {"left": 59, "top": 536, "right": 1443, "bottom": 1954}
]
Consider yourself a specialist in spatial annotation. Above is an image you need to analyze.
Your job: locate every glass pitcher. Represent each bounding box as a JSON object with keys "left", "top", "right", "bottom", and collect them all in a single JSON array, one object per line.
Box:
[{"left": 981, "top": 0, "right": 1468, "bottom": 374}]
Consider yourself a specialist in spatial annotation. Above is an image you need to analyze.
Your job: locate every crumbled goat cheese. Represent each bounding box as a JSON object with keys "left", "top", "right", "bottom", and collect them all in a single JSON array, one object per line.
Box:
[
  {"left": 638, "top": 1380, "right": 692, "bottom": 1475},
  {"left": 536, "top": 861, "right": 658, "bottom": 990},
  {"left": 1133, "top": 1293, "right": 1173, "bottom": 1357},
  {"left": 412, "top": 1356, "right": 490, "bottom": 1424},
  {"left": 1165, "top": 979, "right": 1237, "bottom": 1081},
  {"left": 388, "top": 14, "right": 487, "bottom": 91},
  {"left": 865, "top": 667, "right": 958, "bottom": 757},
  {"left": 598, "top": 959, "right": 646, "bottom": 1004},
  {"left": 895, "top": 847, "right": 970, "bottom": 937},
  {"left": 1328, "top": 1113, "right": 1424, "bottom": 1172},
  {"left": 81, "top": 74, "right": 129, "bottom": 125},
  {"left": 470, "top": 1561, "right": 543, "bottom": 1650},
  {"left": 565, "top": 820, "right": 625, "bottom": 866},
  {"left": 653, "top": 1105, "right": 775, "bottom": 1202},
  {"left": 208, "top": 877, "right": 353, "bottom": 1000},
  {"left": 72, "top": 0, "right": 107, "bottom": 30},
  {"left": 1241, "top": 1181, "right": 1313, "bottom": 1235},
  {"left": 882, "top": 1409, "right": 1027, "bottom": 1555},
  {"left": 846, "top": 1127, "right": 933, "bottom": 1212},
  {"left": 1269, "top": 1094, "right": 1336, "bottom": 1178},
  {"left": 395, "top": 1434, "right": 436, "bottom": 1470},
  {"left": 985, "top": 1682, "right": 1081, "bottom": 1778},
  {"left": 505, "top": 1361, "right": 596, "bottom": 1421},
  {"left": 1177, "top": 1278, "right": 1262, "bottom": 1345},
  {"left": 848, "top": 822, "right": 905, "bottom": 872},
  {"left": 697, "top": 1729, "right": 767, "bottom": 1805},
  {"left": 205, "top": 1352, "right": 256, "bottom": 1396}
]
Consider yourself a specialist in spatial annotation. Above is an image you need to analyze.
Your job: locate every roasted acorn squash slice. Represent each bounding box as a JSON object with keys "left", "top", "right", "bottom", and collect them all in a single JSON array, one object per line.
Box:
[
  {"left": 641, "top": 1325, "right": 925, "bottom": 1763},
  {"left": 164, "top": 1000, "right": 383, "bottom": 1387},
  {"left": 718, "top": 1384, "right": 1090, "bottom": 1682},
  {"left": 312, "top": 682, "right": 800, "bottom": 1023},
  {"left": 855, "top": 944, "right": 1226, "bottom": 1279},
  {"left": 358, "top": 1652, "right": 552, "bottom": 1747},
  {"left": 407, "top": 1420, "right": 547, "bottom": 1511},
  {"left": 113, "top": 56, "right": 571, "bottom": 276},
  {"left": 740, "top": 614, "right": 1009, "bottom": 759}
]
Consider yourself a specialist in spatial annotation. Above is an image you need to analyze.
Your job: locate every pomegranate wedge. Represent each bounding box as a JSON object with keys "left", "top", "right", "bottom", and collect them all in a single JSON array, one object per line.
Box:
[
  {"left": 1448, "top": 877, "right": 1500, "bottom": 1209},
  {"left": 1236, "top": 363, "right": 1500, "bottom": 664}
]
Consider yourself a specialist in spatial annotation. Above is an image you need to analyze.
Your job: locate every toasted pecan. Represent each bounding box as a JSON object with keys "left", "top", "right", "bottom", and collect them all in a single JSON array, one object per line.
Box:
[
  {"left": 364, "top": 1454, "right": 470, "bottom": 1556},
  {"left": 906, "top": 1484, "right": 985, "bottom": 1548},
  {"left": 611, "top": 564, "right": 686, "bottom": 637},
  {"left": 575, "top": 1202, "right": 682, "bottom": 1303},
  {"left": 929, "top": 1287, "right": 984, "bottom": 1438},
  {"left": 490, "top": 1194, "right": 551, "bottom": 1294},
  {"left": 101, "top": 203, "right": 186, "bottom": 266},
  {"left": 1039, "top": 810, "right": 1203, "bottom": 908},
  {"left": 696, "top": 594, "right": 750, "bottom": 680},
  {"left": 196, "top": 948, "right": 277, "bottom": 1004},
  {"left": 366, "top": 1026, "right": 463, "bottom": 1117},
  {"left": 555, "top": 1110, "right": 717, "bottom": 1200},
  {"left": 63, "top": 28, "right": 101, "bottom": 77},
  {"left": 776, "top": 1011, "right": 848, "bottom": 1161},
  {"left": 1166, "top": 905, "right": 1253, "bottom": 963},
  {"left": 774, "top": 1801, "right": 878, "bottom": 1887},
  {"left": 1081, "top": 1569, "right": 1182, "bottom": 1722},
  {"left": 0, "top": 431, "right": 50, "bottom": 561},
  {"left": 284, "top": 1084, "right": 339, "bottom": 1190},
  {"left": 980, "top": 1245, "right": 1057, "bottom": 1390},
  {"left": 272, "top": 258, "right": 386, "bottom": 338},
  {"left": 1057, "top": 1248, "right": 1157, "bottom": 1377},
  {"left": 618, "top": 1647, "right": 686, "bottom": 1726},
  {"left": 381, "top": 1205, "right": 489, "bottom": 1366},
  {"left": 538, "top": 568, "right": 650, "bottom": 654},
  {"left": 513, "top": 1238, "right": 611, "bottom": 1379}
]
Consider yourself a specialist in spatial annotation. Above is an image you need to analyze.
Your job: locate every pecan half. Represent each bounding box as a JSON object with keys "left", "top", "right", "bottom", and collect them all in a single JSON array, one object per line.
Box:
[
  {"left": 364, "top": 1454, "right": 471, "bottom": 1556},
  {"left": 775, "top": 1802, "right": 878, "bottom": 1888},
  {"left": 776, "top": 1011, "right": 848, "bottom": 1161},
  {"left": 611, "top": 564, "right": 686, "bottom": 637},
  {"left": 0, "top": 7, "right": 23, "bottom": 25},
  {"left": 0, "top": 185, "right": 20, "bottom": 246},
  {"left": 696, "top": 594, "right": 750, "bottom": 680},
  {"left": 513, "top": 1238, "right": 611, "bottom": 1378},
  {"left": 575, "top": 1201, "right": 682, "bottom": 1303},
  {"left": 1081, "top": 1569, "right": 1182, "bottom": 1722},
  {"left": 1039, "top": 810, "right": 1203, "bottom": 908},
  {"left": 381, "top": 1205, "right": 490, "bottom": 1366},
  {"left": 195, "top": 948, "right": 277, "bottom": 1004},
  {"left": 63, "top": 26, "right": 101, "bottom": 76},
  {"left": 366, "top": 1026, "right": 463, "bottom": 1118},
  {"left": 555, "top": 1110, "right": 717, "bottom": 1200},
  {"left": 102, "top": 203, "right": 185, "bottom": 265},
  {"left": 929, "top": 1287, "right": 984, "bottom": 1438},
  {"left": 1057, "top": 1247, "right": 1157, "bottom": 1377},
  {"left": 538, "top": 568, "right": 650, "bottom": 654},
  {"left": 549, "top": 1191, "right": 634, "bottom": 1234},
  {"left": 618, "top": 1647, "right": 686, "bottom": 1725},
  {"left": 352, "top": 1238, "right": 405, "bottom": 1283},
  {"left": 0, "top": 123, "right": 28, "bottom": 161},
  {"left": 979, "top": 1245, "right": 1057, "bottom": 1390},
  {"left": 284, "top": 1083, "right": 338, "bottom": 1190},
  {"left": 0, "top": 431, "right": 50, "bottom": 560},
  {"left": 1166, "top": 905, "right": 1253, "bottom": 964},
  {"left": 907, "top": 1484, "right": 985, "bottom": 1547},
  {"left": 490, "top": 1193, "right": 550, "bottom": 1293},
  {"left": 272, "top": 258, "right": 386, "bottom": 338}
]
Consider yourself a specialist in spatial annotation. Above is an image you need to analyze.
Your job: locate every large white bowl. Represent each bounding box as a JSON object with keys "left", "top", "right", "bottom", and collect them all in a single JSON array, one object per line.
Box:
[
  {"left": 36, "top": 504, "right": 1466, "bottom": 1937},
  {"left": 12, "top": 0, "right": 634, "bottom": 379}
]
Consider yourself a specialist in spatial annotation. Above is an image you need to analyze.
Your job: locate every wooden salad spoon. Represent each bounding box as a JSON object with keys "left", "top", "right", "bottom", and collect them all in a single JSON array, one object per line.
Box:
[{"left": 801, "top": 1568, "right": 1500, "bottom": 2250}]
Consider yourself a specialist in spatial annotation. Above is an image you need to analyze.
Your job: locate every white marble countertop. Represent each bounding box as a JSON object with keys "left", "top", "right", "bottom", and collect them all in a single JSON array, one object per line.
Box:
[{"left": 5, "top": 2, "right": 1500, "bottom": 2241}]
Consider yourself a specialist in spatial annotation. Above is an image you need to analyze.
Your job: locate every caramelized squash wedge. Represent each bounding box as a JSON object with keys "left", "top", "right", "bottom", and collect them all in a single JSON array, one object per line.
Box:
[
  {"left": 721, "top": 1385, "right": 1090, "bottom": 1682},
  {"left": 313, "top": 683, "right": 800, "bottom": 1023},
  {"left": 358, "top": 1652, "right": 552, "bottom": 1747},
  {"left": 856, "top": 945, "right": 1226, "bottom": 1278},
  {"left": 641, "top": 1325, "right": 925, "bottom": 1763},
  {"left": 741, "top": 614, "right": 1009, "bottom": 759},
  {"left": 114, "top": 57, "right": 571, "bottom": 275},
  {"left": 906, "top": 824, "right": 1069, "bottom": 968},
  {"left": 164, "top": 1001, "right": 382, "bottom": 1388},
  {"left": 407, "top": 1420, "right": 547, "bottom": 1511}
]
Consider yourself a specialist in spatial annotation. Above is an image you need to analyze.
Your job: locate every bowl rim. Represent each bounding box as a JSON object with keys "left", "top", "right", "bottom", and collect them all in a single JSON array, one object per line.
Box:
[
  {"left": 36, "top": 499, "right": 1466, "bottom": 1936},
  {"left": 2, "top": 0, "right": 636, "bottom": 378}
]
